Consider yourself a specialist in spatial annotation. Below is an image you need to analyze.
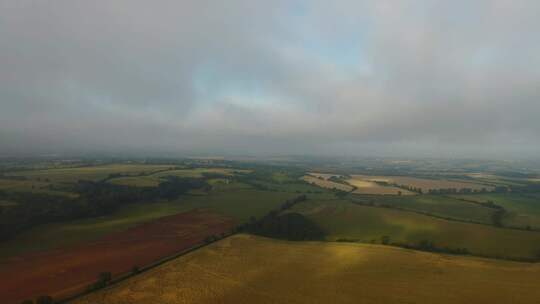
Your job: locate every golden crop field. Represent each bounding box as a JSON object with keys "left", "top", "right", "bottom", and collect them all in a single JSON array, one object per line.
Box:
[
  {"left": 73, "top": 234, "right": 540, "bottom": 304},
  {"left": 302, "top": 175, "right": 353, "bottom": 192},
  {"left": 346, "top": 178, "right": 415, "bottom": 195},
  {"left": 350, "top": 175, "right": 493, "bottom": 192}
]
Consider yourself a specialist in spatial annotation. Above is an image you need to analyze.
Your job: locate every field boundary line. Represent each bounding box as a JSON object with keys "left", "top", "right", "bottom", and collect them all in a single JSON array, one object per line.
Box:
[{"left": 55, "top": 232, "right": 237, "bottom": 304}]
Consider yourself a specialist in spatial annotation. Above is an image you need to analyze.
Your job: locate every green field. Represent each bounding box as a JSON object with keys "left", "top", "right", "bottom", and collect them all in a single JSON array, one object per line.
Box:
[
  {"left": 0, "top": 179, "right": 78, "bottom": 198},
  {"left": 450, "top": 193, "right": 540, "bottom": 229},
  {"left": 107, "top": 168, "right": 250, "bottom": 188},
  {"left": 7, "top": 164, "right": 174, "bottom": 183},
  {"left": 350, "top": 194, "right": 496, "bottom": 224},
  {"left": 107, "top": 175, "right": 163, "bottom": 187},
  {"left": 0, "top": 184, "right": 297, "bottom": 259},
  {"left": 291, "top": 199, "right": 540, "bottom": 259},
  {"left": 73, "top": 234, "right": 540, "bottom": 304},
  {"left": 0, "top": 200, "right": 17, "bottom": 207},
  {"left": 152, "top": 168, "right": 249, "bottom": 179},
  {"left": 172, "top": 189, "right": 298, "bottom": 222},
  {"left": 0, "top": 201, "right": 192, "bottom": 258}
]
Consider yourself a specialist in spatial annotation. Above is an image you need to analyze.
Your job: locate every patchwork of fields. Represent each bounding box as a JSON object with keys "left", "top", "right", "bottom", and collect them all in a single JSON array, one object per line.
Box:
[
  {"left": 73, "top": 234, "right": 540, "bottom": 304},
  {"left": 290, "top": 199, "right": 540, "bottom": 259},
  {"left": 6, "top": 164, "right": 175, "bottom": 183},
  {"left": 450, "top": 193, "right": 540, "bottom": 229},
  {"left": 346, "top": 178, "right": 415, "bottom": 195},
  {"left": 2, "top": 163, "right": 540, "bottom": 304},
  {"left": 349, "top": 175, "right": 493, "bottom": 192},
  {"left": 302, "top": 175, "right": 353, "bottom": 192},
  {"left": 0, "top": 210, "right": 236, "bottom": 304}
]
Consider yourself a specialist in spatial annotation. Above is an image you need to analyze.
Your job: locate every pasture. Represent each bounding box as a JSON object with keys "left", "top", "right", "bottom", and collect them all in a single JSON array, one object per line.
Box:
[
  {"left": 6, "top": 164, "right": 174, "bottom": 183},
  {"left": 72, "top": 234, "right": 540, "bottom": 304},
  {"left": 0, "top": 186, "right": 296, "bottom": 259},
  {"left": 107, "top": 168, "right": 251, "bottom": 187},
  {"left": 290, "top": 199, "right": 540, "bottom": 259},
  {"left": 0, "top": 178, "right": 78, "bottom": 197},
  {"left": 349, "top": 194, "right": 497, "bottom": 224},
  {"left": 302, "top": 175, "right": 353, "bottom": 192},
  {"left": 0, "top": 210, "right": 235, "bottom": 304},
  {"left": 350, "top": 175, "right": 493, "bottom": 192},
  {"left": 346, "top": 178, "right": 414, "bottom": 195},
  {"left": 152, "top": 168, "right": 250, "bottom": 178},
  {"left": 450, "top": 193, "right": 540, "bottom": 229},
  {"left": 0, "top": 201, "right": 194, "bottom": 258}
]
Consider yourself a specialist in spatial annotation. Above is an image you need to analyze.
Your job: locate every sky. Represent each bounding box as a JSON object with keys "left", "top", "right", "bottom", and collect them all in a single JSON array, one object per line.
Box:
[{"left": 1, "top": 0, "right": 539, "bottom": 158}]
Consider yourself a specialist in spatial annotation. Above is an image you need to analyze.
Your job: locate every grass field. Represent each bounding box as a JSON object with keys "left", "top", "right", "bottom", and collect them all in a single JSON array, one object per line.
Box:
[
  {"left": 1, "top": 210, "right": 235, "bottom": 304},
  {"left": 349, "top": 194, "right": 497, "bottom": 224},
  {"left": 0, "top": 201, "right": 193, "bottom": 258},
  {"left": 450, "top": 193, "right": 540, "bottom": 229},
  {"left": 346, "top": 178, "right": 415, "bottom": 195},
  {"left": 107, "top": 175, "right": 162, "bottom": 187},
  {"left": 466, "top": 173, "right": 532, "bottom": 187},
  {"left": 350, "top": 175, "right": 493, "bottom": 192},
  {"left": 171, "top": 189, "right": 298, "bottom": 222},
  {"left": 0, "top": 200, "right": 17, "bottom": 207},
  {"left": 0, "top": 179, "right": 78, "bottom": 197},
  {"left": 152, "top": 168, "right": 249, "bottom": 178},
  {"left": 107, "top": 168, "right": 251, "bottom": 187},
  {"left": 0, "top": 186, "right": 296, "bottom": 259},
  {"left": 290, "top": 199, "right": 540, "bottom": 259},
  {"left": 302, "top": 175, "right": 353, "bottom": 192},
  {"left": 72, "top": 234, "right": 540, "bottom": 304},
  {"left": 7, "top": 164, "right": 174, "bottom": 183}
]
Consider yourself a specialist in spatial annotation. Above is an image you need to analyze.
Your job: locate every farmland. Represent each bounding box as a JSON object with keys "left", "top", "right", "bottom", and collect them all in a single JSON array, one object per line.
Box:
[
  {"left": 0, "top": 178, "right": 78, "bottom": 198},
  {"left": 6, "top": 164, "right": 175, "bottom": 183},
  {"left": 73, "top": 234, "right": 540, "bottom": 304},
  {"left": 302, "top": 175, "right": 353, "bottom": 192},
  {"left": 0, "top": 210, "right": 235, "bottom": 304},
  {"left": 0, "top": 201, "right": 195, "bottom": 258},
  {"left": 290, "top": 199, "right": 540, "bottom": 259},
  {"left": 0, "top": 185, "right": 296, "bottom": 259},
  {"left": 348, "top": 194, "right": 497, "bottom": 224},
  {"left": 346, "top": 178, "right": 414, "bottom": 195},
  {"left": 2, "top": 159, "right": 540, "bottom": 303},
  {"left": 450, "top": 193, "right": 540, "bottom": 229},
  {"left": 349, "top": 175, "right": 493, "bottom": 192}
]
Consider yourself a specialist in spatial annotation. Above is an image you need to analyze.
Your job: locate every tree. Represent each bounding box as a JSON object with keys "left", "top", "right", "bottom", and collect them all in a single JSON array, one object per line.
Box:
[
  {"left": 131, "top": 266, "right": 140, "bottom": 275},
  {"left": 99, "top": 271, "right": 112, "bottom": 283},
  {"left": 36, "top": 296, "right": 53, "bottom": 304}
]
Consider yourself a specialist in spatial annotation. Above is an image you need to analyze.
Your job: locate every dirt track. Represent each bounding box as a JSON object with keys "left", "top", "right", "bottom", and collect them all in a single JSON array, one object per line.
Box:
[{"left": 0, "top": 210, "right": 235, "bottom": 304}]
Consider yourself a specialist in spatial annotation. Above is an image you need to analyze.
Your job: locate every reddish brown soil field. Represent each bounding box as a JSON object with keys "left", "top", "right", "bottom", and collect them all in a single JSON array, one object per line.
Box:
[{"left": 0, "top": 210, "right": 235, "bottom": 304}]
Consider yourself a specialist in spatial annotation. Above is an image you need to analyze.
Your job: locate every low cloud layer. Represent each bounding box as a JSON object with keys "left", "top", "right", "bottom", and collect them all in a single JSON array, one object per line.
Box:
[{"left": 1, "top": 0, "right": 539, "bottom": 158}]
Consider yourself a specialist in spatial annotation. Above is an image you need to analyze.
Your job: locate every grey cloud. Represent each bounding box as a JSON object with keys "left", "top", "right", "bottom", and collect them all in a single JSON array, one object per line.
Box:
[{"left": 1, "top": 0, "right": 539, "bottom": 158}]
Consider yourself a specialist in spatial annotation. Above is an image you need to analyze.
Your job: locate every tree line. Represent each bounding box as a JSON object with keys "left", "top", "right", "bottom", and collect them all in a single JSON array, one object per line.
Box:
[{"left": 0, "top": 176, "right": 207, "bottom": 241}]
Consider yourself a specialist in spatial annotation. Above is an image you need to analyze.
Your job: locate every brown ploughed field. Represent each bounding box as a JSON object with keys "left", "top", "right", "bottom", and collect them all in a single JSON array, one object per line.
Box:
[{"left": 0, "top": 210, "right": 235, "bottom": 304}]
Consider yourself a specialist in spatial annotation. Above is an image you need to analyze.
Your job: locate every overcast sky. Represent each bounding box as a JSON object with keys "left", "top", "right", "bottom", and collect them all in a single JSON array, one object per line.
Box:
[{"left": 1, "top": 1, "right": 539, "bottom": 158}]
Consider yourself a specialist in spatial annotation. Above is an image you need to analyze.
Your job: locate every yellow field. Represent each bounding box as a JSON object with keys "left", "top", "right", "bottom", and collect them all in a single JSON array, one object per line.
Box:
[
  {"left": 73, "top": 234, "right": 540, "bottom": 304},
  {"left": 351, "top": 175, "right": 492, "bottom": 192},
  {"left": 302, "top": 175, "right": 353, "bottom": 192},
  {"left": 346, "top": 178, "right": 415, "bottom": 195}
]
